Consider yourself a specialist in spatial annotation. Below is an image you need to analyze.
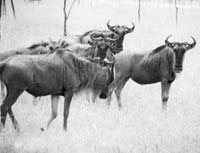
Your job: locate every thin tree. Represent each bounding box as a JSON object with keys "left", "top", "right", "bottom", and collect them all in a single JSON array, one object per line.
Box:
[
  {"left": 138, "top": 0, "right": 141, "bottom": 22},
  {"left": 11, "top": 0, "right": 16, "bottom": 17},
  {"left": 175, "top": 0, "right": 178, "bottom": 27},
  {"left": 63, "top": 0, "right": 77, "bottom": 36},
  {"left": 0, "top": 0, "right": 16, "bottom": 18}
]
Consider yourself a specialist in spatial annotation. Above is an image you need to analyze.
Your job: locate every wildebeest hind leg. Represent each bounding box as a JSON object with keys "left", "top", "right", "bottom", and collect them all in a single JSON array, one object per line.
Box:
[
  {"left": 46, "top": 95, "right": 59, "bottom": 129},
  {"left": 63, "top": 92, "right": 73, "bottom": 131},
  {"left": 1, "top": 88, "right": 23, "bottom": 131}
]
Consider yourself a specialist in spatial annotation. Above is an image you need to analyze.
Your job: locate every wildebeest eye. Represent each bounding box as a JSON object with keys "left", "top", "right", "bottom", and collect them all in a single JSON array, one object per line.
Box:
[
  {"left": 171, "top": 43, "right": 176, "bottom": 47},
  {"left": 112, "top": 27, "right": 117, "bottom": 30},
  {"left": 112, "top": 42, "right": 117, "bottom": 46},
  {"left": 184, "top": 44, "right": 189, "bottom": 48}
]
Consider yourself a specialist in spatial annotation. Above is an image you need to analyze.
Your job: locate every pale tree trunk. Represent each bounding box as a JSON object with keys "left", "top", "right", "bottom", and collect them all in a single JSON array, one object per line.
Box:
[
  {"left": 63, "top": 0, "right": 67, "bottom": 36},
  {"left": 138, "top": 0, "right": 141, "bottom": 22},
  {"left": 11, "top": 0, "right": 16, "bottom": 17},
  {"left": 175, "top": 0, "right": 178, "bottom": 27}
]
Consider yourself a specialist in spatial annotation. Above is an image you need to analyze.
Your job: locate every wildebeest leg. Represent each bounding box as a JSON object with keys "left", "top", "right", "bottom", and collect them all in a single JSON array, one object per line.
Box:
[
  {"left": 46, "top": 95, "right": 59, "bottom": 129},
  {"left": 0, "top": 82, "right": 6, "bottom": 100},
  {"left": 107, "top": 81, "right": 116, "bottom": 107},
  {"left": 63, "top": 92, "right": 73, "bottom": 131},
  {"left": 8, "top": 108, "right": 20, "bottom": 132},
  {"left": 115, "top": 77, "right": 129, "bottom": 109},
  {"left": 91, "top": 89, "right": 99, "bottom": 103},
  {"left": 85, "top": 90, "right": 91, "bottom": 102},
  {"left": 161, "top": 80, "right": 172, "bottom": 111},
  {"left": 1, "top": 88, "right": 23, "bottom": 131}
]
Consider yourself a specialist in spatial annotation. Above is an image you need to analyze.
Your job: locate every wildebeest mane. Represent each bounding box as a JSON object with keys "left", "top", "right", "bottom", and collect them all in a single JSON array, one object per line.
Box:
[
  {"left": 141, "top": 45, "right": 167, "bottom": 73},
  {"left": 150, "top": 45, "right": 166, "bottom": 55},
  {"left": 55, "top": 49, "right": 95, "bottom": 90},
  {"left": 72, "top": 54, "right": 95, "bottom": 89}
]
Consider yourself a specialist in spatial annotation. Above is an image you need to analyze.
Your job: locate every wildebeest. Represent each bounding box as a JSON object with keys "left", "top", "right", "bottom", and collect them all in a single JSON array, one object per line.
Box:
[
  {"left": 0, "top": 39, "right": 70, "bottom": 99},
  {"left": 78, "top": 20, "right": 135, "bottom": 53},
  {"left": 68, "top": 32, "right": 118, "bottom": 69},
  {"left": 0, "top": 49, "right": 115, "bottom": 131},
  {"left": 106, "top": 35, "right": 196, "bottom": 110},
  {"left": 69, "top": 33, "right": 118, "bottom": 62}
]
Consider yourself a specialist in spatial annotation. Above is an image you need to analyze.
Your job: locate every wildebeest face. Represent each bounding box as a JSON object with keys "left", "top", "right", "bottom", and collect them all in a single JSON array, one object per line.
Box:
[
  {"left": 89, "top": 33, "right": 118, "bottom": 60},
  {"left": 107, "top": 20, "right": 135, "bottom": 36},
  {"left": 88, "top": 58, "right": 115, "bottom": 99},
  {"left": 165, "top": 35, "right": 196, "bottom": 73}
]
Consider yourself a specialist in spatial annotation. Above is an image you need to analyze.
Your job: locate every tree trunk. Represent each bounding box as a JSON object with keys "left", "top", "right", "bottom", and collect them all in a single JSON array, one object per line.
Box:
[
  {"left": 63, "top": 0, "right": 67, "bottom": 36},
  {"left": 11, "top": 0, "right": 16, "bottom": 17}
]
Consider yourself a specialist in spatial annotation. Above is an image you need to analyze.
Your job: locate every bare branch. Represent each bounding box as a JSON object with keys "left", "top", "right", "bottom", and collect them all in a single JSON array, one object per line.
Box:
[
  {"left": 63, "top": 0, "right": 67, "bottom": 36},
  {"left": 2, "top": 0, "right": 6, "bottom": 15},
  {"left": 138, "top": 0, "right": 141, "bottom": 22},
  {"left": 66, "top": 0, "right": 77, "bottom": 20},
  {"left": 175, "top": 0, "right": 178, "bottom": 27},
  {"left": 11, "top": 0, "right": 16, "bottom": 18},
  {"left": 63, "top": 0, "right": 77, "bottom": 36}
]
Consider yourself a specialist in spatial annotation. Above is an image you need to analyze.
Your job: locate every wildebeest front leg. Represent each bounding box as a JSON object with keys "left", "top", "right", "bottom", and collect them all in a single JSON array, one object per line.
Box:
[
  {"left": 107, "top": 81, "right": 116, "bottom": 107},
  {"left": 161, "top": 80, "right": 172, "bottom": 111},
  {"left": 46, "top": 95, "right": 59, "bottom": 129},
  {"left": 114, "top": 77, "right": 128, "bottom": 109},
  {"left": 63, "top": 92, "right": 73, "bottom": 131}
]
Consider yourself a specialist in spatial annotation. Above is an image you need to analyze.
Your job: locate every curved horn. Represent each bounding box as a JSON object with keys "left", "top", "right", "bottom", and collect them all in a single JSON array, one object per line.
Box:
[
  {"left": 165, "top": 35, "right": 173, "bottom": 46},
  {"left": 107, "top": 20, "right": 115, "bottom": 32},
  {"left": 90, "top": 33, "right": 104, "bottom": 41},
  {"left": 188, "top": 36, "right": 196, "bottom": 49},
  {"left": 105, "top": 33, "right": 119, "bottom": 42},
  {"left": 125, "top": 22, "right": 135, "bottom": 33},
  {"left": 49, "top": 38, "right": 53, "bottom": 44}
]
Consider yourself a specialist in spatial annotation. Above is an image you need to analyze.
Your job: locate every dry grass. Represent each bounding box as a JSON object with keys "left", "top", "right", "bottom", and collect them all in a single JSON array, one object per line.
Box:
[{"left": 0, "top": 0, "right": 200, "bottom": 153}]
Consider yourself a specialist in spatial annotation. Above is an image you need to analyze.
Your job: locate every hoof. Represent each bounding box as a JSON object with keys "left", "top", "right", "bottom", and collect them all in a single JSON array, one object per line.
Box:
[
  {"left": 40, "top": 128, "right": 45, "bottom": 132},
  {"left": 99, "top": 94, "right": 107, "bottom": 99}
]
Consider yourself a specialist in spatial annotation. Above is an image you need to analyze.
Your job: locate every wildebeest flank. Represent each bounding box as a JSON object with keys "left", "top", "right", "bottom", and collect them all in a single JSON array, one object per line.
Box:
[
  {"left": 107, "top": 35, "right": 196, "bottom": 110},
  {"left": 0, "top": 49, "right": 114, "bottom": 131}
]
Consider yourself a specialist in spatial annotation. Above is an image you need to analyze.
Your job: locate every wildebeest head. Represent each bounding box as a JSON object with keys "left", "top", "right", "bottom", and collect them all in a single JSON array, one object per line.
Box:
[
  {"left": 49, "top": 39, "right": 69, "bottom": 53},
  {"left": 107, "top": 20, "right": 135, "bottom": 35},
  {"left": 107, "top": 20, "right": 135, "bottom": 51},
  {"left": 165, "top": 35, "right": 196, "bottom": 73},
  {"left": 87, "top": 57, "right": 115, "bottom": 99},
  {"left": 88, "top": 33, "right": 118, "bottom": 61}
]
